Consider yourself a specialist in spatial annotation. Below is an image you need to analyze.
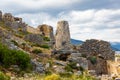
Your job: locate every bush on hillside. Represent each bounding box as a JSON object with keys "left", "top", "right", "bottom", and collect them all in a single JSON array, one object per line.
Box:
[
  {"left": 0, "top": 43, "right": 31, "bottom": 70},
  {"left": 40, "top": 44, "right": 50, "bottom": 49},
  {"left": 43, "top": 37, "right": 50, "bottom": 41},
  {"left": 88, "top": 56, "right": 97, "bottom": 65},
  {"left": 32, "top": 49, "right": 42, "bottom": 54}
]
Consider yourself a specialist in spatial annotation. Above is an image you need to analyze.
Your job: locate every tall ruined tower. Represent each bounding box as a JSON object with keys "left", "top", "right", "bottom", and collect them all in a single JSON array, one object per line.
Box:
[{"left": 55, "top": 21, "right": 71, "bottom": 50}]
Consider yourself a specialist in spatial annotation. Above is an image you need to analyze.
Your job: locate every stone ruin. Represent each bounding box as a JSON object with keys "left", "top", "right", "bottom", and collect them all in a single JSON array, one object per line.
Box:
[
  {"left": 37, "top": 24, "right": 54, "bottom": 42},
  {"left": 24, "top": 34, "right": 43, "bottom": 45},
  {"left": 0, "top": 11, "right": 27, "bottom": 32},
  {"left": 79, "top": 39, "right": 115, "bottom": 75},
  {"left": 55, "top": 21, "right": 71, "bottom": 50},
  {"left": 3, "top": 13, "right": 14, "bottom": 22}
]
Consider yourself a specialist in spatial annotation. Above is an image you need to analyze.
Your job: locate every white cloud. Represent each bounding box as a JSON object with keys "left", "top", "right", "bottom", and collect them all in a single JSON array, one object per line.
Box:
[
  {"left": 15, "top": 9, "right": 120, "bottom": 42},
  {"left": 0, "top": 0, "right": 82, "bottom": 14}
]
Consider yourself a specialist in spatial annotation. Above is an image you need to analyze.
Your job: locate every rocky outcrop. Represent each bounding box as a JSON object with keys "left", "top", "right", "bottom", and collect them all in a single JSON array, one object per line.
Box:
[
  {"left": 79, "top": 39, "right": 115, "bottom": 60},
  {"left": 1, "top": 12, "right": 27, "bottom": 32},
  {"left": 3, "top": 13, "right": 14, "bottom": 22},
  {"left": 37, "top": 24, "right": 54, "bottom": 42},
  {"left": 79, "top": 39, "right": 115, "bottom": 75},
  {"left": 51, "top": 50, "right": 77, "bottom": 61},
  {"left": 55, "top": 21, "right": 71, "bottom": 50},
  {"left": 24, "top": 34, "right": 43, "bottom": 45},
  {"left": 68, "top": 53, "right": 88, "bottom": 70},
  {"left": 27, "top": 26, "right": 40, "bottom": 34}
]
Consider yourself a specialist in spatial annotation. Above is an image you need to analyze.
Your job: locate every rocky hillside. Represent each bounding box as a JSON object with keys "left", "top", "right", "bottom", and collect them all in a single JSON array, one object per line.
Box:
[{"left": 0, "top": 10, "right": 119, "bottom": 80}]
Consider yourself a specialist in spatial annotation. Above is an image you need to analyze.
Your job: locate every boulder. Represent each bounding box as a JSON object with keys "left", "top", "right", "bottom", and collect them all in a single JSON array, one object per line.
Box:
[
  {"left": 53, "top": 66, "right": 65, "bottom": 73},
  {"left": 55, "top": 21, "right": 71, "bottom": 50},
  {"left": 68, "top": 57, "right": 88, "bottom": 70},
  {"left": 54, "top": 60, "right": 67, "bottom": 66},
  {"left": 31, "top": 59, "right": 45, "bottom": 73},
  {"left": 51, "top": 50, "right": 76, "bottom": 61}
]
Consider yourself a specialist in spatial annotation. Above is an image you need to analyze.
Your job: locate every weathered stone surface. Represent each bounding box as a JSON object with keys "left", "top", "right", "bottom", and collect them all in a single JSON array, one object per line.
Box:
[
  {"left": 0, "top": 29, "right": 4, "bottom": 37},
  {"left": 54, "top": 60, "right": 67, "bottom": 66},
  {"left": 37, "top": 24, "right": 54, "bottom": 41},
  {"left": 27, "top": 26, "right": 40, "bottom": 34},
  {"left": 79, "top": 39, "right": 115, "bottom": 60},
  {"left": 53, "top": 66, "right": 65, "bottom": 73},
  {"left": 0, "top": 10, "right": 2, "bottom": 21},
  {"left": 79, "top": 39, "right": 115, "bottom": 75},
  {"left": 31, "top": 59, "right": 45, "bottom": 73},
  {"left": 2, "top": 12, "right": 27, "bottom": 32},
  {"left": 51, "top": 50, "right": 77, "bottom": 61},
  {"left": 70, "top": 53, "right": 81, "bottom": 58},
  {"left": 68, "top": 53, "right": 88, "bottom": 70},
  {"left": 11, "top": 22, "right": 27, "bottom": 32},
  {"left": 55, "top": 21, "right": 71, "bottom": 50},
  {"left": 24, "top": 34, "right": 43, "bottom": 45},
  {"left": 3, "top": 13, "right": 14, "bottom": 22}
]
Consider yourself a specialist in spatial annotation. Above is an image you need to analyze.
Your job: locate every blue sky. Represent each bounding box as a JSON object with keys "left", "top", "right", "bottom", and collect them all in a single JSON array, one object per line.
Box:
[{"left": 1, "top": 0, "right": 120, "bottom": 42}]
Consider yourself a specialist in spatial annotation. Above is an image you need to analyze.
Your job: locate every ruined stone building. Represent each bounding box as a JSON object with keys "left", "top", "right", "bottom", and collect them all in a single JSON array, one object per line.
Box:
[
  {"left": 37, "top": 24, "right": 54, "bottom": 42},
  {"left": 79, "top": 39, "right": 115, "bottom": 75}
]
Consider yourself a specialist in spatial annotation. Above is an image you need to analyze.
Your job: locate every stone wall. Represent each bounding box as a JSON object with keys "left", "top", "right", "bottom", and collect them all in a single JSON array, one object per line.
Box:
[
  {"left": 27, "top": 26, "right": 40, "bottom": 34},
  {"left": 79, "top": 39, "right": 115, "bottom": 75},
  {"left": 24, "top": 34, "right": 43, "bottom": 45},
  {"left": 1, "top": 12, "right": 27, "bottom": 32}
]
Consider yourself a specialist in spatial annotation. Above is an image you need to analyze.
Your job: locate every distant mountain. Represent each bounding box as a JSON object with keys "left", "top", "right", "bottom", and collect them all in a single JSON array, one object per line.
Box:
[
  {"left": 70, "top": 39, "right": 83, "bottom": 45},
  {"left": 71, "top": 39, "right": 120, "bottom": 51},
  {"left": 111, "top": 42, "right": 120, "bottom": 51}
]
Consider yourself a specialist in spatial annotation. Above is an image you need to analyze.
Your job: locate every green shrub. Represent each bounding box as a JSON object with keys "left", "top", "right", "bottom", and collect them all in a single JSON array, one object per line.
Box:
[
  {"left": 15, "top": 33, "right": 23, "bottom": 38},
  {"left": 21, "top": 43, "right": 26, "bottom": 46},
  {"left": 0, "top": 72, "right": 10, "bottom": 80},
  {"left": 64, "top": 65, "right": 73, "bottom": 72},
  {"left": 32, "top": 49, "right": 42, "bottom": 54},
  {"left": 31, "top": 43, "right": 50, "bottom": 49},
  {"left": 45, "top": 70, "right": 52, "bottom": 75},
  {"left": 0, "top": 43, "right": 31, "bottom": 70},
  {"left": 44, "top": 37, "right": 50, "bottom": 41},
  {"left": 59, "top": 72, "right": 72, "bottom": 77},
  {"left": 45, "top": 74, "right": 61, "bottom": 80},
  {"left": 14, "top": 50, "right": 31, "bottom": 70},
  {"left": 79, "top": 66, "right": 84, "bottom": 72},
  {"left": 68, "top": 62, "right": 77, "bottom": 69},
  {"left": 40, "top": 44, "right": 50, "bottom": 49},
  {"left": 89, "top": 56, "right": 97, "bottom": 65}
]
